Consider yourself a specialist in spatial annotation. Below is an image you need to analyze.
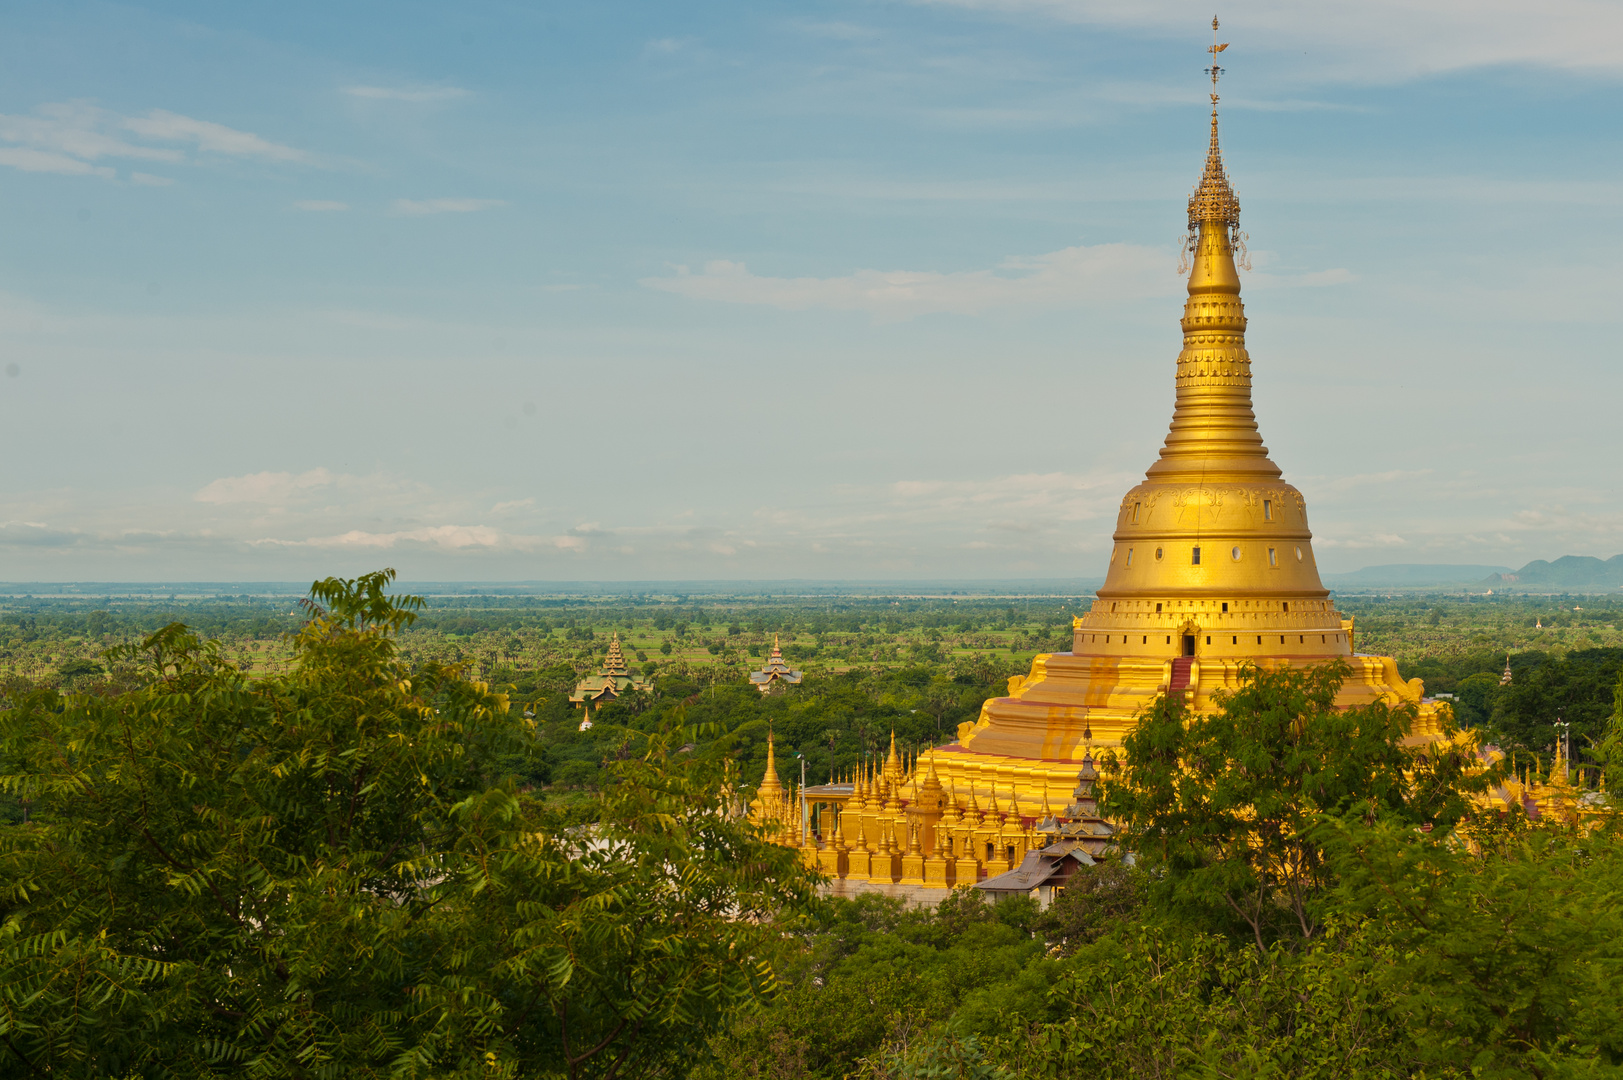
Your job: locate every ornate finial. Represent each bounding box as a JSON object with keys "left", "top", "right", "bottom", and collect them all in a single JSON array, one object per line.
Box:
[
  {"left": 1208, "top": 16, "right": 1227, "bottom": 107},
  {"left": 1188, "top": 19, "right": 1241, "bottom": 244}
]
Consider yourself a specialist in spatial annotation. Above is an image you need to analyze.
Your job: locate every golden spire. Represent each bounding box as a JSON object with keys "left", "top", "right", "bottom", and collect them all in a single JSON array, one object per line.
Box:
[
  {"left": 1187, "top": 17, "right": 1237, "bottom": 234},
  {"left": 759, "top": 726, "right": 783, "bottom": 797},
  {"left": 1148, "top": 19, "right": 1271, "bottom": 485}
]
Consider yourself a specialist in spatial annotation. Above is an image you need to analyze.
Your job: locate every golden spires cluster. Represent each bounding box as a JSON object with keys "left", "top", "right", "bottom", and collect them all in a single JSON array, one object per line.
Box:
[
  {"left": 1487, "top": 740, "right": 1609, "bottom": 831},
  {"left": 748, "top": 729, "right": 1113, "bottom": 888}
]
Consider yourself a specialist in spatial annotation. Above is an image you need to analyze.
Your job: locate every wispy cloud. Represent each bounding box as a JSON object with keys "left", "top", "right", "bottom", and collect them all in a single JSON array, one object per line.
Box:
[
  {"left": 343, "top": 85, "right": 470, "bottom": 102},
  {"left": 0, "top": 146, "right": 114, "bottom": 177},
  {"left": 644, "top": 242, "right": 1176, "bottom": 320},
  {"left": 644, "top": 37, "right": 694, "bottom": 55},
  {"left": 1247, "top": 267, "right": 1355, "bottom": 290},
  {"left": 0, "top": 101, "right": 309, "bottom": 180},
  {"left": 907, "top": 0, "right": 1623, "bottom": 80},
  {"left": 391, "top": 197, "right": 506, "bottom": 216},
  {"left": 129, "top": 171, "right": 173, "bottom": 186},
  {"left": 264, "top": 525, "right": 508, "bottom": 551},
  {"left": 122, "top": 110, "right": 306, "bottom": 162},
  {"left": 293, "top": 199, "right": 349, "bottom": 212},
  {"left": 1315, "top": 532, "right": 1409, "bottom": 549},
  {"left": 0, "top": 102, "right": 180, "bottom": 163},
  {"left": 788, "top": 19, "right": 881, "bottom": 41},
  {"left": 195, "top": 468, "right": 339, "bottom": 505}
]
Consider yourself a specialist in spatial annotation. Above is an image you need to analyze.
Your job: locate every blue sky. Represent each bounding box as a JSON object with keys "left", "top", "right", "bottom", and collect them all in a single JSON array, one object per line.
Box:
[{"left": 0, "top": 0, "right": 1620, "bottom": 581}]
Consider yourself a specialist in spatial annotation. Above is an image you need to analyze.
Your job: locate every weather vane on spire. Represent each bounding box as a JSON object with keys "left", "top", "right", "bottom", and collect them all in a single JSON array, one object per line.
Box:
[
  {"left": 1180, "top": 16, "right": 1247, "bottom": 275},
  {"left": 1207, "top": 16, "right": 1229, "bottom": 109}
]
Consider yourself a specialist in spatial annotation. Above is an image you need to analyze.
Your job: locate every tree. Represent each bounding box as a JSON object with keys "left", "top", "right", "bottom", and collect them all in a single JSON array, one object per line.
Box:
[
  {"left": 1031, "top": 860, "right": 1143, "bottom": 956},
  {"left": 1326, "top": 816, "right": 1623, "bottom": 1076},
  {"left": 1602, "top": 663, "right": 1623, "bottom": 789},
  {"left": 0, "top": 569, "right": 819, "bottom": 1079},
  {"left": 1493, "top": 647, "right": 1623, "bottom": 765},
  {"left": 1452, "top": 670, "right": 1502, "bottom": 728},
  {"left": 1101, "top": 661, "right": 1485, "bottom": 951}
]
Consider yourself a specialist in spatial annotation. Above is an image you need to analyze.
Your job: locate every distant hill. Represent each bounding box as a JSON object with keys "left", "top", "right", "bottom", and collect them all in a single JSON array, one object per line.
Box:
[
  {"left": 1322, "top": 564, "right": 1512, "bottom": 589},
  {"left": 1479, "top": 555, "right": 1623, "bottom": 591}
]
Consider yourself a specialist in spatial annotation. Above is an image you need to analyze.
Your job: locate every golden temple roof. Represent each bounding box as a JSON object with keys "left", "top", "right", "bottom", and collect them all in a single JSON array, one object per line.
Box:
[
  {"left": 567, "top": 632, "right": 648, "bottom": 704},
  {"left": 601, "top": 633, "right": 630, "bottom": 677},
  {"left": 748, "top": 634, "right": 804, "bottom": 692}
]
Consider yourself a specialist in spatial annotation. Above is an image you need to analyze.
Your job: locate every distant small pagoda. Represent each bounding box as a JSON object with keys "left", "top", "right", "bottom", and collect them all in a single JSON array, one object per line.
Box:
[
  {"left": 747, "top": 635, "right": 804, "bottom": 695},
  {"left": 569, "top": 634, "right": 649, "bottom": 713}
]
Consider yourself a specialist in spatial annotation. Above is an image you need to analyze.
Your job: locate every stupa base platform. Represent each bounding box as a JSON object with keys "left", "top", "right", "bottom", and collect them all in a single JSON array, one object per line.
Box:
[
  {"left": 918, "top": 650, "right": 1448, "bottom": 809},
  {"left": 818, "top": 878, "right": 952, "bottom": 909}
]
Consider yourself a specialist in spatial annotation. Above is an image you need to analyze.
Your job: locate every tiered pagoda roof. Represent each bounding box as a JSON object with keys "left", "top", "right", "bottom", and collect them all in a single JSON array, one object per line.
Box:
[
  {"left": 748, "top": 635, "right": 804, "bottom": 694},
  {"left": 568, "top": 633, "right": 649, "bottom": 706}
]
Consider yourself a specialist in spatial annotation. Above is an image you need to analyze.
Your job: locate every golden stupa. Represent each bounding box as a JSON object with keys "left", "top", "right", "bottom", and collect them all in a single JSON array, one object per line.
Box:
[{"left": 755, "top": 33, "right": 1448, "bottom": 889}]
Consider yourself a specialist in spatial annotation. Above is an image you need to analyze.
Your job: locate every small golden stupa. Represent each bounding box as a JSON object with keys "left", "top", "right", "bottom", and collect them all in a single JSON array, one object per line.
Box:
[{"left": 760, "top": 29, "right": 1451, "bottom": 889}]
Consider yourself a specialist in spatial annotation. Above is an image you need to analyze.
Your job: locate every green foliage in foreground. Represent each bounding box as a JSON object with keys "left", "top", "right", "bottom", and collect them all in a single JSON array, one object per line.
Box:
[
  {"left": 0, "top": 570, "right": 818, "bottom": 1079},
  {"left": 1102, "top": 661, "right": 1490, "bottom": 950},
  {"left": 699, "top": 819, "right": 1623, "bottom": 1080},
  {"left": 3, "top": 575, "right": 1622, "bottom": 1079},
  {"left": 700, "top": 662, "right": 1623, "bottom": 1080}
]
